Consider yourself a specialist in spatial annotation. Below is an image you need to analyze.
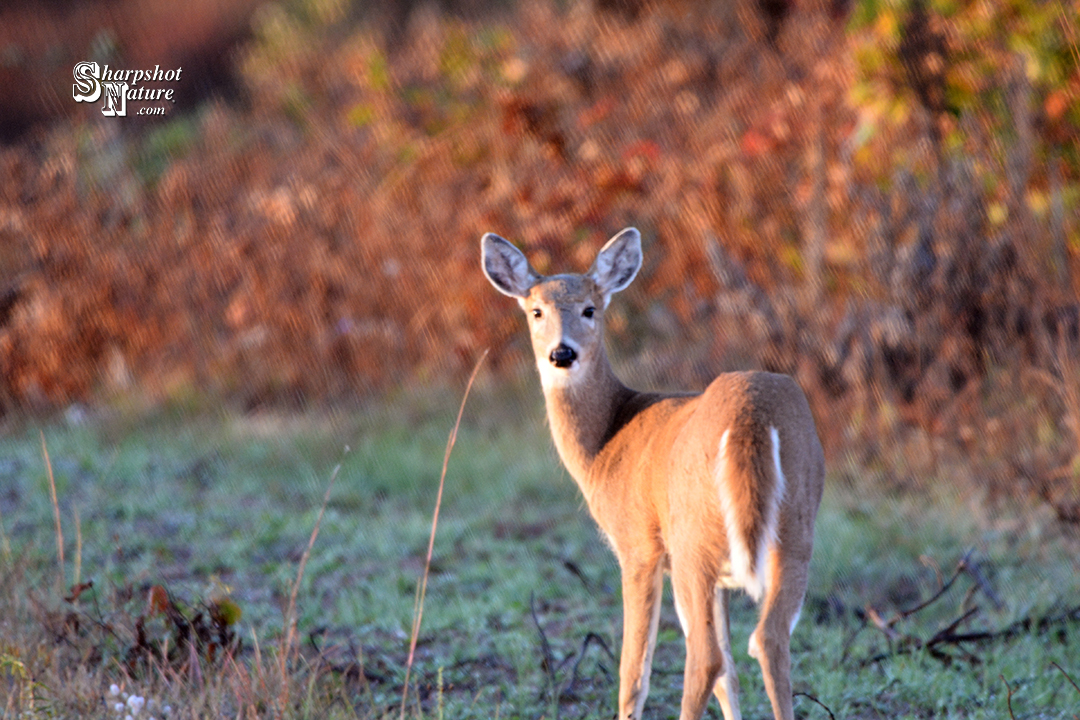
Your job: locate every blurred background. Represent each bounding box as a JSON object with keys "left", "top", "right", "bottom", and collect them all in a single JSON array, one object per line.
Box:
[{"left": 1, "top": 0, "right": 1078, "bottom": 507}]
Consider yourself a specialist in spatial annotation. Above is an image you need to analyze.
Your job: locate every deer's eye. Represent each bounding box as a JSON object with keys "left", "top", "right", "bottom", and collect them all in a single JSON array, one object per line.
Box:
[
  {"left": 582, "top": 307, "right": 595, "bottom": 319},
  {"left": 531, "top": 308, "right": 543, "bottom": 319}
]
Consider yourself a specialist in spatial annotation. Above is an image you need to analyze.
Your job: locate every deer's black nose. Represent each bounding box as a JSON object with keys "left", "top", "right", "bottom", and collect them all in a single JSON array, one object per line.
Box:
[{"left": 549, "top": 345, "right": 577, "bottom": 368}]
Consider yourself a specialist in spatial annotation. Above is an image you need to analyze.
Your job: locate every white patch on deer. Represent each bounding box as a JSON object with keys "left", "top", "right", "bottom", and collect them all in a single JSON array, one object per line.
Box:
[
  {"left": 715, "top": 429, "right": 764, "bottom": 601},
  {"left": 748, "top": 628, "right": 763, "bottom": 661},
  {"left": 766, "top": 426, "right": 786, "bottom": 545},
  {"left": 673, "top": 594, "right": 688, "bottom": 636},
  {"left": 747, "top": 426, "right": 787, "bottom": 603}
]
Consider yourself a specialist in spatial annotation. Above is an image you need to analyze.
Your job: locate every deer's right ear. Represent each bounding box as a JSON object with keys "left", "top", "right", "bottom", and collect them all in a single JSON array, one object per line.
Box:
[{"left": 482, "top": 233, "right": 539, "bottom": 298}]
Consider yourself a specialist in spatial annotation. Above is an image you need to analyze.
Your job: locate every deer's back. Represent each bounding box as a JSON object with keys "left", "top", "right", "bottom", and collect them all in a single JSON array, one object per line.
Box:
[{"left": 583, "top": 371, "right": 823, "bottom": 566}]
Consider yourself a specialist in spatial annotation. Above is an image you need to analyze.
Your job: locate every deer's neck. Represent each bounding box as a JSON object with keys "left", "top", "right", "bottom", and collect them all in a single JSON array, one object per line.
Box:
[{"left": 540, "top": 351, "right": 632, "bottom": 486}]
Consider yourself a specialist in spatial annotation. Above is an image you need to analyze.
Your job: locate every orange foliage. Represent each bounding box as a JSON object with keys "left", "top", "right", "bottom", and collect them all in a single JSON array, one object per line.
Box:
[{"left": 0, "top": 1, "right": 1076, "bottom": 475}]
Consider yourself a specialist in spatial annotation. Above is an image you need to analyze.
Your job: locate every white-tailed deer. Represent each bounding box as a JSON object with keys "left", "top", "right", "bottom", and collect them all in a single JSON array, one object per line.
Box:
[{"left": 481, "top": 228, "right": 825, "bottom": 720}]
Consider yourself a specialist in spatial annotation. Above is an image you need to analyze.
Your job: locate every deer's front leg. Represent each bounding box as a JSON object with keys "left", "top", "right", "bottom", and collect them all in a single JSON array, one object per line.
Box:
[{"left": 617, "top": 558, "right": 664, "bottom": 720}]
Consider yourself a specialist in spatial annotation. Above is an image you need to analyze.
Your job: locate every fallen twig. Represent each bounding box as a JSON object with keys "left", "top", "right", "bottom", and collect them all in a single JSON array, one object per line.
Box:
[
  {"left": 794, "top": 691, "right": 837, "bottom": 720},
  {"left": 892, "top": 549, "right": 973, "bottom": 624},
  {"left": 854, "top": 550, "right": 1080, "bottom": 667},
  {"left": 963, "top": 555, "right": 1005, "bottom": 611},
  {"left": 849, "top": 553, "right": 965, "bottom": 664},
  {"left": 562, "top": 632, "right": 616, "bottom": 699},
  {"left": 529, "top": 593, "right": 557, "bottom": 676},
  {"left": 865, "top": 605, "right": 903, "bottom": 643},
  {"left": 1001, "top": 675, "right": 1017, "bottom": 720},
  {"left": 860, "top": 551, "right": 977, "bottom": 661},
  {"left": 1052, "top": 661, "right": 1080, "bottom": 698},
  {"left": 935, "top": 604, "right": 1080, "bottom": 646},
  {"left": 529, "top": 593, "right": 563, "bottom": 718},
  {"left": 925, "top": 606, "right": 982, "bottom": 665},
  {"left": 860, "top": 602, "right": 1080, "bottom": 667}
]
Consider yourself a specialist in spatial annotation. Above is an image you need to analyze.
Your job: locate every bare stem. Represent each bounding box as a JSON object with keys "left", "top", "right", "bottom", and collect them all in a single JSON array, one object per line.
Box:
[
  {"left": 74, "top": 505, "right": 82, "bottom": 590},
  {"left": 400, "top": 349, "right": 489, "bottom": 719},
  {"left": 279, "top": 456, "right": 346, "bottom": 708},
  {"left": 41, "top": 431, "right": 64, "bottom": 591},
  {"left": 0, "top": 503, "right": 13, "bottom": 566}
]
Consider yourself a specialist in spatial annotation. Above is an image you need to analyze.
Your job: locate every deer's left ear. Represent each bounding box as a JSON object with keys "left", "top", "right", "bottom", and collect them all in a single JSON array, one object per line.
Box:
[{"left": 590, "top": 228, "right": 642, "bottom": 304}]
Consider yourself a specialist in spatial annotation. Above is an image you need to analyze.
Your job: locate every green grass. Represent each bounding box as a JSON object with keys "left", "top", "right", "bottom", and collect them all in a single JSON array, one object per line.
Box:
[{"left": 1, "top": 389, "right": 1079, "bottom": 718}]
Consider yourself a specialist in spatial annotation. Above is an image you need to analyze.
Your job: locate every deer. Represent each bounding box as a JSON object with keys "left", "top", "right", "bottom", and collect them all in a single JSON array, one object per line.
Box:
[{"left": 481, "top": 228, "right": 825, "bottom": 720}]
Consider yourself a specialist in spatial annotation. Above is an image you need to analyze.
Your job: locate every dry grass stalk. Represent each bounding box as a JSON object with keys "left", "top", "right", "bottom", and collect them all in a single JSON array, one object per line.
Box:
[
  {"left": 73, "top": 504, "right": 82, "bottom": 590},
  {"left": 400, "top": 349, "right": 488, "bottom": 719},
  {"left": 0, "top": 503, "right": 12, "bottom": 565},
  {"left": 279, "top": 458, "right": 344, "bottom": 712},
  {"left": 40, "top": 431, "right": 64, "bottom": 591}
]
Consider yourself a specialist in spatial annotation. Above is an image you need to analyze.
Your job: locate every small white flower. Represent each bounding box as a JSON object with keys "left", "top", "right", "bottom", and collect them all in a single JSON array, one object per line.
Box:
[
  {"left": 163, "top": 706, "right": 172, "bottom": 716},
  {"left": 109, "top": 684, "right": 121, "bottom": 697},
  {"left": 127, "top": 695, "right": 145, "bottom": 715}
]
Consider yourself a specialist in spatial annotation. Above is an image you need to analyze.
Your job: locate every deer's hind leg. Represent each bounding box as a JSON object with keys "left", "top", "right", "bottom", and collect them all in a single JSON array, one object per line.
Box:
[
  {"left": 748, "top": 544, "right": 809, "bottom": 720},
  {"left": 671, "top": 563, "right": 725, "bottom": 720},
  {"left": 711, "top": 587, "right": 742, "bottom": 720}
]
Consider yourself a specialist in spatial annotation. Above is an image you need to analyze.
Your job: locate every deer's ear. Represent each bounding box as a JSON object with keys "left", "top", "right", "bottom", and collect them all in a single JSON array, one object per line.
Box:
[
  {"left": 482, "top": 233, "right": 540, "bottom": 298},
  {"left": 590, "top": 228, "right": 642, "bottom": 303}
]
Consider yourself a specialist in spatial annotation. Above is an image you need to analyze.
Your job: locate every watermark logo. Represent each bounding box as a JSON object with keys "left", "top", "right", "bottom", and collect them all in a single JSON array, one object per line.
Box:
[{"left": 73, "top": 61, "right": 182, "bottom": 117}]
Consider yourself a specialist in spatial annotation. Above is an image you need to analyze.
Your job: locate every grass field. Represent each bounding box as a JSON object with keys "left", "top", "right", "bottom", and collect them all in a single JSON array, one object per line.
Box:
[{"left": 2, "top": 385, "right": 1079, "bottom": 719}]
